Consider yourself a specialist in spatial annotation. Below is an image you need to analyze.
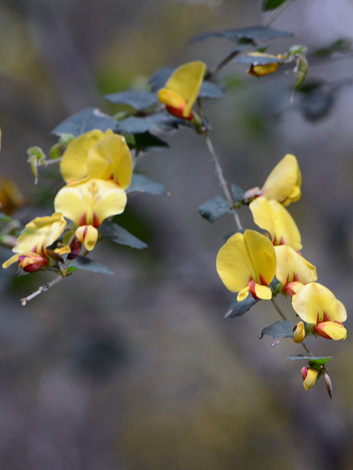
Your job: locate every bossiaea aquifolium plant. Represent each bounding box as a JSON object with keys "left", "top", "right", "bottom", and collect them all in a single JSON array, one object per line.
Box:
[{"left": 1, "top": 1, "right": 348, "bottom": 398}]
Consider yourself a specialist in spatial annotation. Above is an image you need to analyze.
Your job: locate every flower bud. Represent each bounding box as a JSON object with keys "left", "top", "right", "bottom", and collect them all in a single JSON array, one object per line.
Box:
[
  {"left": 293, "top": 321, "right": 306, "bottom": 343},
  {"left": 324, "top": 372, "right": 333, "bottom": 399},
  {"left": 301, "top": 367, "right": 318, "bottom": 391}
]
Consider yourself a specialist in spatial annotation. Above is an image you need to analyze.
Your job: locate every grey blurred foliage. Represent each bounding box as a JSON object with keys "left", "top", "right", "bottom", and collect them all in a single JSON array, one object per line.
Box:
[{"left": 2, "top": 0, "right": 353, "bottom": 469}]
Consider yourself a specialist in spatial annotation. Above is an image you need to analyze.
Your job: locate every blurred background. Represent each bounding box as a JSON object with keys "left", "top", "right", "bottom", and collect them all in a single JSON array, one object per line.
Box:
[{"left": 1, "top": 0, "right": 353, "bottom": 468}]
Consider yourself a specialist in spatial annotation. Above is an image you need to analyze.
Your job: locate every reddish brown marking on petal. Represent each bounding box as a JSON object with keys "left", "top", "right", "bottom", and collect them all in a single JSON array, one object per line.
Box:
[
  {"left": 313, "top": 324, "right": 332, "bottom": 340},
  {"left": 79, "top": 213, "right": 87, "bottom": 226},
  {"left": 323, "top": 311, "right": 330, "bottom": 322},
  {"left": 92, "top": 213, "right": 100, "bottom": 228},
  {"left": 166, "top": 105, "right": 193, "bottom": 120},
  {"left": 248, "top": 279, "right": 259, "bottom": 300},
  {"left": 259, "top": 275, "right": 268, "bottom": 286}
]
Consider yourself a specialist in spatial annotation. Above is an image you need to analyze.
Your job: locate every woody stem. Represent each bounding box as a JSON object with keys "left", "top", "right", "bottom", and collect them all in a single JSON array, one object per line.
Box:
[{"left": 205, "top": 134, "right": 243, "bottom": 231}]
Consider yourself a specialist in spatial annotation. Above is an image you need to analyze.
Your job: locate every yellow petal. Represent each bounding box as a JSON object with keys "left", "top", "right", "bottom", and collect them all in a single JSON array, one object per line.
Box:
[
  {"left": 314, "top": 321, "right": 347, "bottom": 340},
  {"left": 243, "top": 230, "right": 276, "bottom": 286},
  {"left": 275, "top": 245, "right": 317, "bottom": 286},
  {"left": 261, "top": 154, "right": 301, "bottom": 206},
  {"left": 250, "top": 197, "right": 302, "bottom": 250},
  {"left": 75, "top": 225, "right": 98, "bottom": 251},
  {"left": 60, "top": 129, "right": 112, "bottom": 182},
  {"left": 292, "top": 282, "right": 347, "bottom": 324},
  {"left": 158, "top": 89, "right": 186, "bottom": 110},
  {"left": 216, "top": 232, "right": 255, "bottom": 293},
  {"left": 254, "top": 283, "right": 272, "bottom": 300},
  {"left": 54, "top": 178, "right": 127, "bottom": 227},
  {"left": 12, "top": 213, "right": 67, "bottom": 255},
  {"left": 163, "top": 61, "right": 206, "bottom": 118},
  {"left": 87, "top": 134, "right": 133, "bottom": 189},
  {"left": 2, "top": 253, "right": 20, "bottom": 269},
  {"left": 303, "top": 368, "right": 318, "bottom": 391},
  {"left": 237, "top": 286, "right": 250, "bottom": 302}
]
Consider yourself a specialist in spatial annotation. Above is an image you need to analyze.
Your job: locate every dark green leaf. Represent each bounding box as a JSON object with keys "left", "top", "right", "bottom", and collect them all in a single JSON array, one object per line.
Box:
[
  {"left": 235, "top": 54, "right": 283, "bottom": 65},
  {"left": 133, "top": 132, "right": 168, "bottom": 152},
  {"left": 225, "top": 293, "right": 258, "bottom": 318},
  {"left": 287, "top": 355, "right": 332, "bottom": 366},
  {"left": 104, "top": 91, "right": 158, "bottom": 111},
  {"left": 231, "top": 184, "right": 244, "bottom": 201},
  {"left": 199, "top": 196, "right": 232, "bottom": 222},
  {"left": 199, "top": 81, "right": 224, "bottom": 99},
  {"left": 70, "top": 256, "right": 115, "bottom": 275},
  {"left": 189, "top": 26, "right": 292, "bottom": 44},
  {"left": 116, "top": 113, "right": 183, "bottom": 134},
  {"left": 52, "top": 108, "right": 117, "bottom": 136},
  {"left": 260, "top": 320, "right": 293, "bottom": 339},
  {"left": 126, "top": 174, "right": 167, "bottom": 196},
  {"left": 263, "top": 0, "right": 287, "bottom": 11},
  {"left": 99, "top": 220, "right": 148, "bottom": 249}
]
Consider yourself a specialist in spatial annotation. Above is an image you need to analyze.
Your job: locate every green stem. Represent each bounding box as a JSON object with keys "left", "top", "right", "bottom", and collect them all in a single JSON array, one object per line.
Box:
[{"left": 262, "top": 0, "right": 293, "bottom": 27}]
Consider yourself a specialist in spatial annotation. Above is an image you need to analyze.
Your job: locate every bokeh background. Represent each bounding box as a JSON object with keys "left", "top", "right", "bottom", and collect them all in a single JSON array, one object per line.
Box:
[{"left": 2, "top": 0, "right": 353, "bottom": 468}]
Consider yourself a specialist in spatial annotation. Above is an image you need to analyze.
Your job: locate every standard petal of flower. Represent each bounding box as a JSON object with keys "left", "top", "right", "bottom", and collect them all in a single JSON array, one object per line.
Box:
[
  {"left": 164, "top": 61, "right": 206, "bottom": 118},
  {"left": 275, "top": 245, "right": 317, "bottom": 287},
  {"left": 314, "top": 321, "right": 347, "bottom": 340},
  {"left": 292, "top": 282, "right": 347, "bottom": 324},
  {"left": 87, "top": 134, "right": 133, "bottom": 189},
  {"left": 216, "top": 232, "right": 255, "bottom": 293},
  {"left": 261, "top": 154, "right": 301, "bottom": 206},
  {"left": 60, "top": 129, "right": 111, "bottom": 182},
  {"left": 54, "top": 179, "right": 127, "bottom": 227},
  {"left": 250, "top": 197, "right": 302, "bottom": 250},
  {"left": 244, "top": 230, "right": 276, "bottom": 286},
  {"left": 93, "top": 183, "right": 127, "bottom": 222},
  {"left": 54, "top": 185, "right": 89, "bottom": 225}
]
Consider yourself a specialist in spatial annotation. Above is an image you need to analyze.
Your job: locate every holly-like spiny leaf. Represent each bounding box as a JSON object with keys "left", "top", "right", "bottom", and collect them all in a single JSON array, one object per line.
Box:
[
  {"left": 116, "top": 113, "right": 184, "bottom": 134},
  {"left": 225, "top": 293, "right": 258, "bottom": 318},
  {"left": 52, "top": 108, "right": 117, "bottom": 136},
  {"left": 104, "top": 90, "right": 158, "bottom": 111},
  {"left": 99, "top": 220, "right": 147, "bottom": 249},
  {"left": 287, "top": 355, "right": 333, "bottom": 368},
  {"left": 199, "top": 196, "right": 233, "bottom": 222},
  {"left": 70, "top": 256, "right": 115, "bottom": 275},
  {"left": 260, "top": 320, "right": 294, "bottom": 339},
  {"left": 126, "top": 174, "right": 167, "bottom": 196},
  {"left": 235, "top": 54, "right": 284, "bottom": 65}
]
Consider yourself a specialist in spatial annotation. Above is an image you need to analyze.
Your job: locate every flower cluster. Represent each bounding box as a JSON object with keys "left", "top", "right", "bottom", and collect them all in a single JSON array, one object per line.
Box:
[
  {"left": 216, "top": 154, "right": 347, "bottom": 395},
  {"left": 3, "top": 129, "right": 133, "bottom": 273}
]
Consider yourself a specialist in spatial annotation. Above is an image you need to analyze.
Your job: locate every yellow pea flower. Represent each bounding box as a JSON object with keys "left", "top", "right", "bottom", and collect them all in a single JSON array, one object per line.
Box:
[
  {"left": 60, "top": 129, "right": 133, "bottom": 188},
  {"left": 247, "top": 53, "right": 283, "bottom": 77},
  {"left": 301, "top": 367, "right": 319, "bottom": 391},
  {"left": 0, "top": 177, "right": 26, "bottom": 215},
  {"left": 54, "top": 178, "right": 127, "bottom": 251},
  {"left": 216, "top": 229, "right": 276, "bottom": 302},
  {"left": 243, "top": 154, "right": 301, "bottom": 207},
  {"left": 2, "top": 213, "right": 68, "bottom": 272},
  {"left": 292, "top": 282, "right": 347, "bottom": 340},
  {"left": 249, "top": 197, "right": 302, "bottom": 250},
  {"left": 261, "top": 154, "right": 301, "bottom": 206},
  {"left": 158, "top": 61, "right": 206, "bottom": 120},
  {"left": 275, "top": 245, "right": 317, "bottom": 296}
]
